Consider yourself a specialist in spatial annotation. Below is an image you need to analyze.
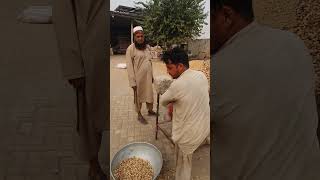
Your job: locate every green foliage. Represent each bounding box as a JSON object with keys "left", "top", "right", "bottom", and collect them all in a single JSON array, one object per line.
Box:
[{"left": 135, "top": 0, "right": 207, "bottom": 49}]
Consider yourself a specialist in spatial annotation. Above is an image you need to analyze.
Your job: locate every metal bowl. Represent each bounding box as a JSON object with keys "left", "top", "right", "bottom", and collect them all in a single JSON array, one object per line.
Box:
[{"left": 110, "top": 142, "right": 163, "bottom": 180}]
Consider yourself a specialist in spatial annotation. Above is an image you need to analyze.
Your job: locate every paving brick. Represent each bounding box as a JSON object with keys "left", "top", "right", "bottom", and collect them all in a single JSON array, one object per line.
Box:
[
  {"left": 59, "top": 133, "right": 73, "bottom": 150},
  {"left": 114, "top": 129, "right": 121, "bottom": 135},
  {"left": 12, "top": 134, "right": 44, "bottom": 146},
  {"left": 17, "top": 122, "right": 33, "bottom": 135},
  {"left": 128, "top": 136, "right": 134, "bottom": 142},
  {"left": 6, "top": 151, "right": 28, "bottom": 175},
  {"left": 25, "top": 174, "right": 60, "bottom": 180},
  {"left": 74, "top": 165, "right": 89, "bottom": 180},
  {"left": 134, "top": 127, "right": 141, "bottom": 136},
  {"left": 26, "top": 151, "right": 59, "bottom": 175},
  {"left": 7, "top": 144, "right": 49, "bottom": 152},
  {"left": 5, "top": 176, "right": 25, "bottom": 180},
  {"left": 120, "top": 128, "right": 127, "bottom": 138},
  {"left": 44, "top": 130, "right": 60, "bottom": 150},
  {"left": 31, "top": 97, "right": 55, "bottom": 109},
  {"left": 56, "top": 150, "right": 75, "bottom": 158},
  {"left": 59, "top": 166, "right": 77, "bottom": 180},
  {"left": 127, "top": 128, "right": 134, "bottom": 137}
]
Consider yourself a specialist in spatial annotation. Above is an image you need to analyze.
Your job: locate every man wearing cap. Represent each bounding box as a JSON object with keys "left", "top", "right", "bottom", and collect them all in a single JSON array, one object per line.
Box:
[{"left": 126, "top": 26, "right": 157, "bottom": 124}]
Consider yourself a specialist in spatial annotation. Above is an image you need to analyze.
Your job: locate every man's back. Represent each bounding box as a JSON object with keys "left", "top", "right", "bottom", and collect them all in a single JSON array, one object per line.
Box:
[{"left": 213, "top": 22, "right": 320, "bottom": 180}]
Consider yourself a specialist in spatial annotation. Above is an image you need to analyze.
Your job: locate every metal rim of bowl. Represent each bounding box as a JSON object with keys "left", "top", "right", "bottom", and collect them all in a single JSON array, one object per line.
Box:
[{"left": 110, "top": 141, "right": 163, "bottom": 180}]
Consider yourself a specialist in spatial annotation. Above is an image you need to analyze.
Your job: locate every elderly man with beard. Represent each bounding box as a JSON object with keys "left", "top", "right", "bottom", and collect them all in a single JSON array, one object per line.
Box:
[
  {"left": 212, "top": 0, "right": 320, "bottom": 179},
  {"left": 126, "top": 26, "right": 157, "bottom": 124}
]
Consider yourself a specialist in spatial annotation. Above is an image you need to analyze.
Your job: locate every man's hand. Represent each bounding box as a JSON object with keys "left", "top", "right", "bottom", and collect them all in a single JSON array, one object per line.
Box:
[
  {"left": 68, "top": 77, "right": 85, "bottom": 89},
  {"left": 132, "top": 86, "right": 137, "bottom": 91},
  {"left": 163, "top": 103, "right": 173, "bottom": 122}
]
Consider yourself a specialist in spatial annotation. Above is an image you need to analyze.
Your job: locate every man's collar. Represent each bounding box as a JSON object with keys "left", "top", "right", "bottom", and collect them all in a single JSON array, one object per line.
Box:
[
  {"left": 177, "top": 68, "right": 190, "bottom": 79},
  {"left": 220, "top": 21, "right": 258, "bottom": 50}
]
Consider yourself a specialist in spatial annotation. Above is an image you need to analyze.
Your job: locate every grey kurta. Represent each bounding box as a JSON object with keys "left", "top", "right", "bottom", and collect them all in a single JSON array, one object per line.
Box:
[
  {"left": 126, "top": 44, "right": 154, "bottom": 104},
  {"left": 53, "top": 0, "right": 108, "bottom": 161},
  {"left": 212, "top": 22, "right": 320, "bottom": 180}
]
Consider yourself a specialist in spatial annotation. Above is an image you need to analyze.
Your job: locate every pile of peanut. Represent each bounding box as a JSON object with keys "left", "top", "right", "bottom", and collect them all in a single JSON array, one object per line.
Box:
[{"left": 114, "top": 156, "right": 154, "bottom": 180}]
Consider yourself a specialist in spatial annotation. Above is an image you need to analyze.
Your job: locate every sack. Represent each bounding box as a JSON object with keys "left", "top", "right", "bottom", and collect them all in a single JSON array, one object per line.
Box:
[
  {"left": 154, "top": 75, "right": 173, "bottom": 95},
  {"left": 115, "top": 63, "right": 127, "bottom": 69}
]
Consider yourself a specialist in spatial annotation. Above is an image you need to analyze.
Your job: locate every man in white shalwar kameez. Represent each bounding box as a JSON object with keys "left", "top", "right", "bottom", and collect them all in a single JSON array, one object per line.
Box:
[
  {"left": 126, "top": 26, "right": 157, "bottom": 124},
  {"left": 212, "top": 0, "right": 320, "bottom": 179},
  {"left": 160, "top": 47, "right": 210, "bottom": 180}
]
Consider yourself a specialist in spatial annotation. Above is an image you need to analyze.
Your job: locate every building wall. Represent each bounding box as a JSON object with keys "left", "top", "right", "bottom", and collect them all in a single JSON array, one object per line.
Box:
[
  {"left": 187, "top": 39, "right": 210, "bottom": 59},
  {"left": 253, "top": 0, "right": 298, "bottom": 29},
  {"left": 253, "top": 0, "right": 320, "bottom": 95}
]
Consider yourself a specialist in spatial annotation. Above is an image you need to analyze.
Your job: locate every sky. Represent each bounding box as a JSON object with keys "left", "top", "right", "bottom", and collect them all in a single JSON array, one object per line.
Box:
[{"left": 110, "top": 0, "right": 210, "bottom": 39}]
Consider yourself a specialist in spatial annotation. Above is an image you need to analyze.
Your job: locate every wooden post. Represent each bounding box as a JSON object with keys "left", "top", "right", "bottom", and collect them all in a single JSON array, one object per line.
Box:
[
  {"left": 155, "top": 94, "right": 160, "bottom": 140},
  {"left": 131, "top": 20, "right": 133, "bottom": 44}
]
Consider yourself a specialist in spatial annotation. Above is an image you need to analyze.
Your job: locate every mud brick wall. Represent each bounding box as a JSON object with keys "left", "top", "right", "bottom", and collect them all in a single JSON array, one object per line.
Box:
[
  {"left": 254, "top": 0, "right": 320, "bottom": 95},
  {"left": 188, "top": 39, "right": 210, "bottom": 59}
]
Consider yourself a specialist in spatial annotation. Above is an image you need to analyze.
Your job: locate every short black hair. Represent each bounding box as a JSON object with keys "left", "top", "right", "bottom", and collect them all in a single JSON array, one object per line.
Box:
[
  {"left": 161, "top": 47, "right": 189, "bottom": 68},
  {"left": 213, "top": 0, "right": 254, "bottom": 21}
]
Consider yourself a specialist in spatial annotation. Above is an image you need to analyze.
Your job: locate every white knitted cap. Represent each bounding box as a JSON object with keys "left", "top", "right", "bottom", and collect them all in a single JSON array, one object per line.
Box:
[{"left": 133, "top": 26, "right": 143, "bottom": 33}]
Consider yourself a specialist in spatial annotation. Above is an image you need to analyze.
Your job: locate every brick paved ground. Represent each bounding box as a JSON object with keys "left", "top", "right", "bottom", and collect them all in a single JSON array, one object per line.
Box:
[
  {"left": 0, "top": 1, "right": 108, "bottom": 179},
  {"left": 0, "top": 1, "right": 208, "bottom": 179},
  {"left": 110, "top": 55, "right": 210, "bottom": 180}
]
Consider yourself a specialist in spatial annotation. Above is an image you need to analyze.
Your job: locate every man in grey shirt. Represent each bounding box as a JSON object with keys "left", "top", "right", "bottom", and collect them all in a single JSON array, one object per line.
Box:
[
  {"left": 53, "top": 0, "right": 108, "bottom": 179},
  {"left": 212, "top": 0, "right": 320, "bottom": 179}
]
